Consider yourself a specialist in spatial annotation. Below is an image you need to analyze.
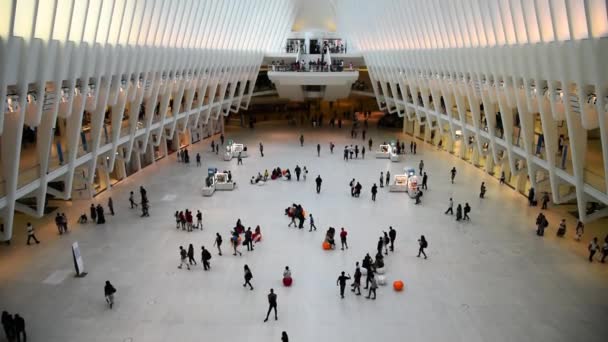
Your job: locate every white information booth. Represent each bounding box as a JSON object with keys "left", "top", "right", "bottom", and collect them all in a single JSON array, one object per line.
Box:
[
  {"left": 202, "top": 171, "right": 236, "bottom": 196},
  {"left": 389, "top": 175, "right": 408, "bottom": 192},
  {"left": 223, "top": 143, "right": 248, "bottom": 160},
  {"left": 375, "top": 144, "right": 391, "bottom": 158}
]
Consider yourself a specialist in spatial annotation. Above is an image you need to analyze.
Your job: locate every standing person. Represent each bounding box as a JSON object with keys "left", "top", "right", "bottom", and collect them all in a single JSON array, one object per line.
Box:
[
  {"left": 303, "top": 166, "right": 308, "bottom": 180},
  {"left": 61, "top": 213, "right": 68, "bottom": 233},
  {"left": 354, "top": 145, "right": 359, "bottom": 158},
  {"left": 55, "top": 213, "right": 64, "bottom": 234},
  {"left": 104, "top": 281, "right": 117, "bottom": 309},
  {"left": 389, "top": 226, "right": 397, "bottom": 251},
  {"left": 575, "top": 220, "right": 584, "bottom": 241},
  {"left": 417, "top": 235, "right": 428, "bottom": 259},
  {"left": 601, "top": 238, "right": 608, "bottom": 263},
  {"left": 90, "top": 203, "right": 97, "bottom": 222},
  {"left": 259, "top": 142, "right": 264, "bottom": 157},
  {"left": 187, "top": 244, "right": 197, "bottom": 265},
  {"left": 410, "top": 141, "right": 414, "bottom": 153},
  {"left": 377, "top": 237, "right": 384, "bottom": 256},
  {"left": 108, "top": 197, "right": 114, "bottom": 216},
  {"left": 129, "top": 191, "right": 137, "bottom": 209},
  {"left": 237, "top": 152, "right": 243, "bottom": 165},
  {"left": 456, "top": 204, "right": 463, "bottom": 221},
  {"left": 413, "top": 141, "right": 417, "bottom": 154},
  {"left": 282, "top": 331, "right": 289, "bottom": 342},
  {"left": 450, "top": 167, "right": 457, "bottom": 184},
  {"left": 201, "top": 246, "right": 212, "bottom": 270},
  {"left": 243, "top": 265, "right": 254, "bottom": 290},
  {"left": 26, "top": 223, "right": 40, "bottom": 245},
  {"left": 463, "top": 203, "right": 471, "bottom": 220},
  {"left": 541, "top": 192, "right": 550, "bottom": 209},
  {"left": 178, "top": 246, "right": 190, "bottom": 270},
  {"left": 317, "top": 143, "right": 321, "bottom": 156},
  {"left": 480, "top": 182, "right": 486, "bottom": 198},
  {"left": 343, "top": 146, "right": 349, "bottom": 161},
  {"left": 415, "top": 188, "right": 423, "bottom": 204},
  {"left": 350, "top": 178, "right": 356, "bottom": 197},
  {"left": 351, "top": 262, "right": 362, "bottom": 295},
  {"left": 368, "top": 138, "right": 373, "bottom": 150},
  {"left": 196, "top": 210, "right": 203, "bottom": 229},
  {"left": 340, "top": 228, "right": 348, "bottom": 250},
  {"left": 383, "top": 231, "right": 390, "bottom": 255},
  {"left": 379, "top": 172, "right": 384, "bottom": 188},
  {"left": 336, "top": 271, "right": 351, "bottom": 299},
  {"left": 422, "top": 172, "right": 428, "bottom": 190},
  {"left": 315, "top": 175, "right": 322, "bottom": 193},
  {"left": 196, "top": 153, "right": 201, "bottom": 166},
  {"left": 309, "top": 213, "right": 317, "bottom": 231},
  {"left": 419, "top": 160, "right": 424, "bottom": 175},
  {"left": 362, "top": 129, "right": 366, "bottom": 140},
  {"left": 245, "top": 227, "right": 254, "bottom": 251},
  {"left": 330, "top": 142, "right": 335, "bottom": 153},
  {"left": 214, "top": 233, "right": 223, "bottom": 256},
  {"left": 295, "top": 165, "right": 301, "bottom": 181},
  {"left": 445, "top": 198, "right": 454, "bottom": 215},
  {"left": 14, "top": 314, "right": 25, "bottom": 341},
  {"left": 361, "top": 146, "right": 366, "bottom": 159},
  {"left": 500, "top": 171, "right": 506, "bottom": 184},
  {"left": 386, "top": 171, "right": 390, "bottom": 185},
  {"left": 2, "top": 311, "right": 14, "bottom": 342},
  {"left": 299, "top": 134, "right": 304, "bottom": 147},
  {"left": 366, "top": 273, "right": 378, "bottom": 299},
  {"left": 588, "top": 237, "right": 599, "bottom": 262},
  {"left": 96, "top": 204, "right": 106, "bottom": 224},
  {"left": 528, "top": 187, "right": 536, "bottom": 206},
  {"left": 220, "top": 134, "right": 225, "bottom": 145},
  {"left": 263, "top": 289, "right": 278, "bottom": 322},
  {"left": 371, "top": 183, "right": 378, "bottom": 201}
]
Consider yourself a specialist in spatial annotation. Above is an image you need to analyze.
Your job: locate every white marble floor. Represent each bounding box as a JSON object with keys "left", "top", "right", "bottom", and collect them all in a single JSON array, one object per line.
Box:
[{"left": 1, "top": 120, "right": 607, "bottom": 342}]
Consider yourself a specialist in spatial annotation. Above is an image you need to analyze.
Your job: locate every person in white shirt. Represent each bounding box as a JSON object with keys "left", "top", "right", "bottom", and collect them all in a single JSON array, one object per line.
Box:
[{"left": 26, "top": 223, "right": 40, "bottom": 245}]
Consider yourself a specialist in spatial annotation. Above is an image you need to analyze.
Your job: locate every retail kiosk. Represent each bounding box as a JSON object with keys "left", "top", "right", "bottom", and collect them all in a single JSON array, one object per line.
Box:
[
  {"left": 375, "top": 144, "right": 391, "bottom": 158},
  {"left": 202, "top": 168, "right": 236, "bottom": 196},
  {"left": 389, "top": 175, "right": 409, "bottom": 192},
  {"left": 403, "top": 167, "right": 419, "bottom": 198}
]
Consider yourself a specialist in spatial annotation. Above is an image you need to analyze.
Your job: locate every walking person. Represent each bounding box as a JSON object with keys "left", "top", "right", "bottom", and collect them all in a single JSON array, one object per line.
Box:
[
  {"left": 500, "top": 171, "right": 506, "bottom": 184},
  {"left": 361, "top": 146, "right": 366, "bottom": 159},
  {"left": 575, "top": 220, "right": 584, "bottom": 241},
  {"left": 14, "top": 314, "right": 25, "bottom": 342},
  {"left": 108, "top": 197, "right": 115, "bottom": 216},
  {"left": 220, "top": 134, "right": 225, "bottom": 145},
  {"left": 588, "top": 237, "right": 599, "bottom": 262},
  {"left": 315, "top": 175, "right": 322, "bottom": 193},
  {"left": 371, "top": 183, "right": 378, "bottom": 201},
  {"left": 389, "top": 226, "right": 396, "bottom": 251},
  {"left": 243, "top": 265, "right": 254, "bottom": 290},
  {"left": 214, "top": 233, "right": 223, "bottom": 256},
  {"left": 26, "top": 223, "right": 40, "bottom": 245},
  {"left": 480, "top": 182, "right": 486, "bottom": 198},
  {"left": 386, "top": 171, "right": 390, "bottom": 185},
  {"left": 178, "top": 246, "right": 190, "bottom": 270},
  {"left": 340, "top": 228, "right": 348, "bottom": 250},
  {"left": 366, "top": 273, "right": 378, "bottom": 299},
  {"left": 317, "top": 143, "right": 321, "bottom": 156},
  {"left": 336, "top": 271, "right": 351, "bottom": 299},
  {"left": 263, "top": 289, "right": 278, "bottom": 322},
  {"left": 295, "top": 165, "right": 301, "bottom": 181},
  {"left": 196, "top": 210, "right": 203, "bottom": 229},
  {"left": 231, "top": 233, "right": 242, "bottom": 256},
  {"left": 445, "top": 198, "right": 454, "bottom": 215},
  {"left": 104, "top": 280, "right": 117, "bottom": 309},
  {"left": 309, "top": 213, "right": 317, "bottom": 231},
  {"left": 187, "top": 244, "right": 197, "bottom": 265},
  {"left": 379, "top": 172, "right": 384, "bottom": 187},
  {"left": 237, "top": 152, "right": 243, "bottom": 165},
  {"left": 259, "top": 142, "right": 264, "bottom": 157},
  {"left": 368, "top": 138, "right": 373, "bottom": 150},
  {"left": 350, "top": 262, "right": 362, "bottom": 295},
  {"left": 2, "top": 311, "right": 15, "bottom": 342},
  {"left": 541, "top": 192, "right": 550, "bottom": 209},
  {"left": 245, "top": 227, "right": 254, "bottom": 251},
  {"left": 601, "top": 238, "right": 608, "bottom": 263},
  {"left": 456, "top": 204, "right": 463, "bottom": 221},
  {"left": 201, "top": 246, "right": 212, "bottom": 270},
  {"left": 383, "top": 231, "right": 390, "bottom": 255},
  {"left": 419, "top": 160, "right": 424, "bottom": 175},
  {"left": 129, "top": 191, "right": 137, "bottom": 209},
  {"left": 463, "top": 203, "right": 471, "bottom": 220},
  {"left": 450, "top": 167, "right": 457, "bottom": 184},
  {"left": 282, "top": 332, "right": 289, "bottom": 342},
  {"left": 422, "top": 172, "right": 428, "bottom": 190},
  {"left": 417, "top": 235, "right": 428, "bottom": 259},
  {"left": 299, "top": 134, "right": 304, "bottom": 147},
  {"left": 196, "top": 153, "right": 201, "bottom": 166},
  {"left": 330, "top": 142, "right": 335, "bottom": 153}
]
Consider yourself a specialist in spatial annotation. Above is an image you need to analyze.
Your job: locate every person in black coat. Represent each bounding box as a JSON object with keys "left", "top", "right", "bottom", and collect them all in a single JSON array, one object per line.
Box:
[
  {"left": 315, "top": 175, "right": 322, "bottom": 193},
  {"left": 14, "top": 314, "right": 25, "bottom": 342},
  {"left": 2, "top": 311, "right": 15, "bottom": 341},
  {"left": 96, "top": 204, "right": 105, "bottom": 224},
  {"left": 201, "top": 246, "right": 212, "bottom": 270},
  {"left": 244, "top": 228, "right": 254, "bottom": 251},
  {"left": 336, "top": 271, "right": 351, "bottom": 298},
  {"left": 456, "top": 204, "right": 463, "bottom": 221},
  {"left": 351, "top": 262, "right": 362, "bottom": 295},
  {"left": 389, "top": 226, "right": 397, "bottom": 251},
  {"left": 90, "top": 204, "right": 97, "bottom": 222},
  {"left": 187, "top": 244, "right": 197, "bottom": 265},
  {"left": 377, "top": 237, "right": 384, "bottom": 256},
  {"left": 104, "top": 280, "right": 117, "bottom": 309},
  {"left": 243, "top": 265, "right": 254, "bottom": 290}
]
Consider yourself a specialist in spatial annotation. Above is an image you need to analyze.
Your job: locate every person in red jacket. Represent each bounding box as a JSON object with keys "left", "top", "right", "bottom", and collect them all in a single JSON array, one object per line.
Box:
[{"left": 340, "top": 228, "right": 348, "bottom": 250}]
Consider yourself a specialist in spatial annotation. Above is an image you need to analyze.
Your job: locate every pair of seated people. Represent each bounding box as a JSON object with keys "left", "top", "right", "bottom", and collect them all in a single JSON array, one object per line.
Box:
[{"left": 325, "top": 227, "right": 336, "bottom": 248}]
